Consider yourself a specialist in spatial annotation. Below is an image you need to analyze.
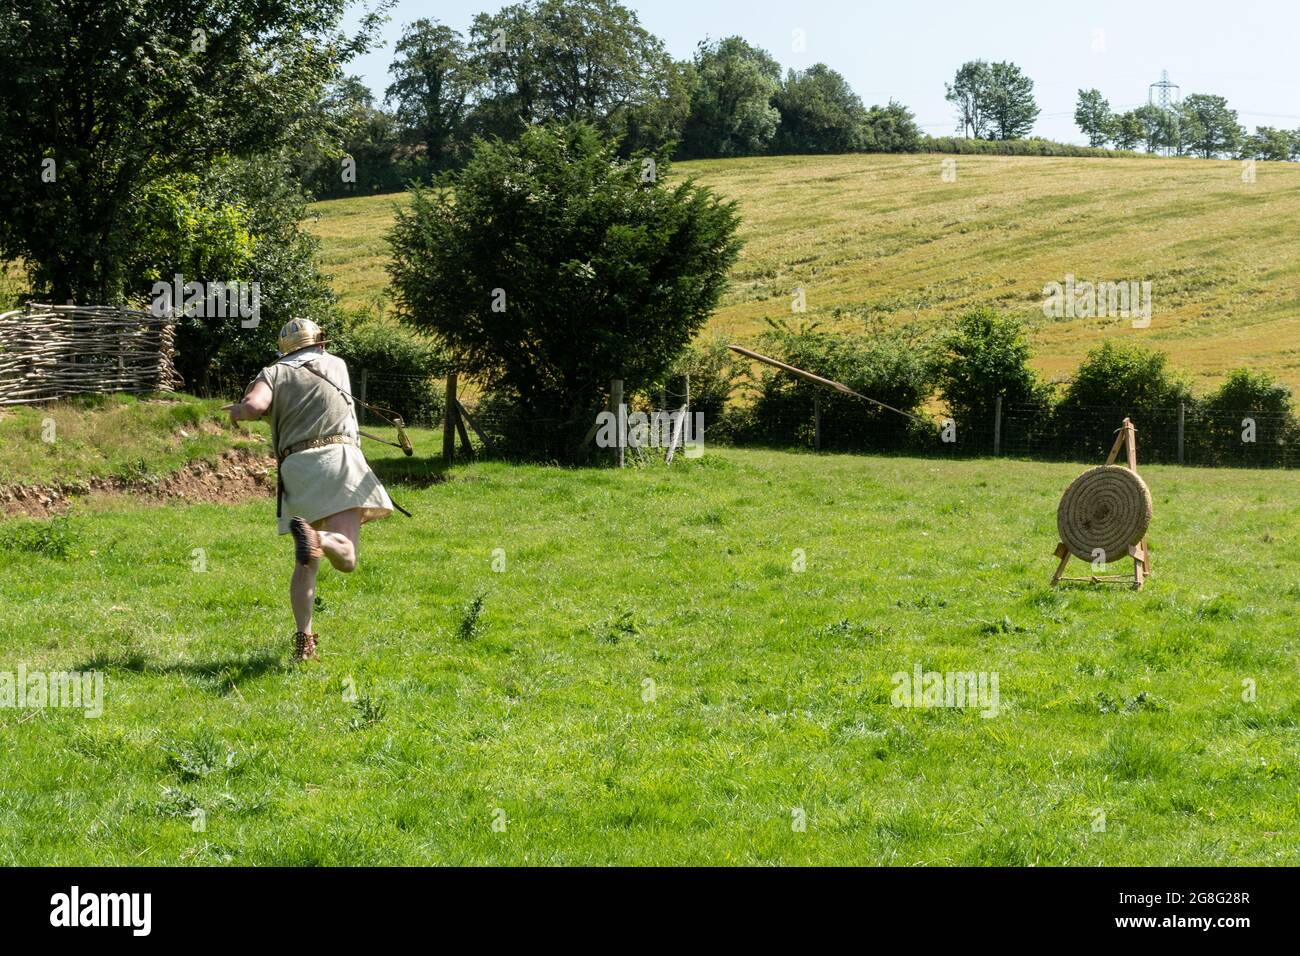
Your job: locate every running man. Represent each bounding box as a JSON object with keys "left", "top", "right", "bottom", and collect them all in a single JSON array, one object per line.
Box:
[{"left": 225, "top": 318, "right": 394, "bottom": 662}]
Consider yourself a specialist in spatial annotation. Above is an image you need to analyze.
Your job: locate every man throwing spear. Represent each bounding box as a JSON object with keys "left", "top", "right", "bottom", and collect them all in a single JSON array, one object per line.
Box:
[{"left": 225, "top": 318, "right": 394, "bottom": 662}]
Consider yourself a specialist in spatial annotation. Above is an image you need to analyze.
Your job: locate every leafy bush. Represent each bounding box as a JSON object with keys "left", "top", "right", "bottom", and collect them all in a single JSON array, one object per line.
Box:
[
  {"left": 920, "top": 136, "right": 1141, "bottom": 158},
  {"left": 1191, "top": 368, "right": 1299, "bottom": 466},
  {"left": 741, "top": 320, "right": 936, "bottom": 451},
  {"left": 860, "top": 101, "right": 921, "bottom": 153},
  {"left": 934, "top": 307, "right": 1053, "bottom": 452},
  {"left": 388, "top": 121, "right": 742, "bottom": 461},
  {"left": 1053, "top": 341, "right": 1194, "bottom": 462},
  {"left": 330, "top": 315, "right": 448, "bottom": 426},
  {"left": 168, "top": 157, "right": 338, "bottom": 394},
  {"left": 666, "top": 336, "right": 742, "bottom": 441}
]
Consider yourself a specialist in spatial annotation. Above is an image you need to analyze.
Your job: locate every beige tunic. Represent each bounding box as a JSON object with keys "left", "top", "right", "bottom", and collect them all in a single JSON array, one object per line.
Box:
[{"left": 254, "top": 349, "right": 393, "bottom": 534}]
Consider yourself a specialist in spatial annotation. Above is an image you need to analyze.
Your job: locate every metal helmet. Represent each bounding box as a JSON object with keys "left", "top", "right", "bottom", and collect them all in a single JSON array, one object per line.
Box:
[{"left": 277, "top": 318, "right": 325, "bottom": 356}]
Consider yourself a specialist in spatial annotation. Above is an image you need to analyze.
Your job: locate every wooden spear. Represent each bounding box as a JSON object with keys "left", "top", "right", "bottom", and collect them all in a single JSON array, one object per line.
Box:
[{"left": 727, "top": 344, "right": 926, "bottom": 425}]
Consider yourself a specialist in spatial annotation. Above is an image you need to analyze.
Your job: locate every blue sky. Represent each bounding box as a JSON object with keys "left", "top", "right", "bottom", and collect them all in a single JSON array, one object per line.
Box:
[{"left": 342, "top": 0, "right": 1298, "bottom": 144}]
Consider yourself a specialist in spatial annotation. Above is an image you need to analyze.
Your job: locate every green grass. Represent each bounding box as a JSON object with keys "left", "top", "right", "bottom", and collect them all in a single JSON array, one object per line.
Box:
[
  {"left": 307, "top": 152, "right": 1300, "bottom": 393},
  {"left": 0, "top": 394, "right": 265, "bottom": 486},
  {"left": 2, "top": 433, "right": 1296, "bottom": 864}
]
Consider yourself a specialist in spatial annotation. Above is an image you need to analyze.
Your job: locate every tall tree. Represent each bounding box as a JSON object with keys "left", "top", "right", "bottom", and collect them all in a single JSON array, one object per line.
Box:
[
  {"left": 467, "top": 0, "right": 677, "bottom": 153},
  {"left": 1074, "top": 88, "right": 1114, "bottom": 147},
  {"left": 860, "top": 100, "right": 921, "bottom": 153},
  {"left": 1111, "top": 110, "right": 1145, "bottom": 151},
  {"left": 945, "top": 60, "right": 992, "bottom": 139},
  {"left": 387, "top": 122, "right": 742, "bottom": 460},
  {"left": 1132, "top": 104, "right": 1177, "bottom": 154},
  {"left": 0, "top": 0, "right": 384, "bottom": 303},
  {"left": 385, "top": 19, "right": 479, "bottom": 174},
  {"left": 985, "top": 61, "right": 1039, "bottom": 140},
  {"left": 292, "top": 76, "right": 407, "bottom": 198},
  {"left": 678, "top": 37, "right": 782, "bottom": 158},
  {"left": 1242, "top": 126, "right": 1296, "bottom": 162},
  {"left": 772, "top": 64, "right": 867, "bottom": 154},
  {"left": 1178, "top": 94, "right": 1243, "bottom": 159}
]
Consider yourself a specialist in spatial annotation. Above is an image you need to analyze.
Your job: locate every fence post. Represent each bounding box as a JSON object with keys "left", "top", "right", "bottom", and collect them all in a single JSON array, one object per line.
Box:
[
  {"left": 610, "top": 378, "right": 624, "bottom": 467},
  {"left": 993, "top": 395, "right": 1002, "bottom": 457},
  {"left": 356, "top": 368, "right": 367, "bottom": 426},
  {"left": 443, "top": 371, "right": 458, "bottom": 466},
  {"left": 1178, "top": 402, "right": 1185, "bottom": 465},
  {"left": 814, "top": 394, "right": 822, "bottom": 451}
]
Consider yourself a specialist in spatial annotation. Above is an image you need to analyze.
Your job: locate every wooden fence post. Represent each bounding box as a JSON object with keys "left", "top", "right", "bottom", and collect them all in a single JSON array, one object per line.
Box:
[
  {"left": 443, "top": 371, "right": 458, "bottom": 466},
  {"left": 1177, "top": 402, "right": 1185, "bottom": 464},
  {"left": 814, "top": 394, "right": 822, "bottom": 451},
  {"left": 610, "top": 378, "right": 624, "bottom": 468},
  {"left": 993, "top": 395, "right": 1002, "bottom": 457}
]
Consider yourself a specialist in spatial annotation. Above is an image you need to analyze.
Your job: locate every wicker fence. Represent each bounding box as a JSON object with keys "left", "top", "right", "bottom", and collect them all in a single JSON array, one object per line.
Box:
[{"left": 0, "top": 303, "right": 183, "bottom": 405}]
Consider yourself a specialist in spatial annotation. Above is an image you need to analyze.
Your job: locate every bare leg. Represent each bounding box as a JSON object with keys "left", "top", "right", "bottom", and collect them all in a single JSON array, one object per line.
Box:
[
  {"left": 291, "top": 557, "right": 320, "bottom": 633},
  {"left": 314, "top": 508, "right": 362, "bottom": 573}
]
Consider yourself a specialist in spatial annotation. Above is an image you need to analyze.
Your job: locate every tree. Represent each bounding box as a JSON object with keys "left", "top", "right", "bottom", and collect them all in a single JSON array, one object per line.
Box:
[
  {"left": 121, "top": 155, "right": 340, "bottom": 391},
  {"left": 0, "top": 0, "right": 383, "bottom": 303},
  {"left": 466, "top": 0, "right": 677, "bottom": 154},
  {"left": 1111, "top": 110, "right": 1145, "bottom": 151},
  {"left": 1178, "top": 94, "right": 1243, "bottom": 159},
  {"left": 946, "top": 60, "right": 992, "bottom": 139},
  {"left": 985, "top": 61, "right": 1039, "bottom": 140},
  {"left": 1242, "top": 126, "right": 1296, "bottom": 162},
  {"left": 386, "top": 123, "right": 743, "bottom": 460},
  {"left": 292, "top": 76, "right": 407, "bottom": 198},
  {"left": 935, "top": 308, "right": 1050, "bottom": 440},
  {"left": 860, "top": 101, "right": 921, "bottom": 153},
  {"left": 678, "top": 37, "right": 782, "bottom": 158},
  {"left": 1132, "top": 104, "right": 1177, "bottom": 154},
  {"left": 771, "top": 64, "right": 867, "bottom": 154},
  {"left": 1074, "top": 89, "right": 1114, "bottom": 147},
  {"left": 385, "top": 19, "right": 479, "bottom": 174}
]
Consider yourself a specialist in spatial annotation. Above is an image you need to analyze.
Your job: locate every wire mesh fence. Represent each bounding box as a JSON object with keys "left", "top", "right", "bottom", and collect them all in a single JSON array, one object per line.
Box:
[
  {"left": 712, "top": 397, "right": 1299, "bottom": 469},
  {"left": 193, "top": 363, "right": 1300, "bottom": 471}
]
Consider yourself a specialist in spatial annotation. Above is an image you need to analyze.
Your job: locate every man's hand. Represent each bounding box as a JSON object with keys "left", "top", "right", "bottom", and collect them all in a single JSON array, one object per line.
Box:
[{"left": 222, "top": 402, "right": 242, "bottom": 426}]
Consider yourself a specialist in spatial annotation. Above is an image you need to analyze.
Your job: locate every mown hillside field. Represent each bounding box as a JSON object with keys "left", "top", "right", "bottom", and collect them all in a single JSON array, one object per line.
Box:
[
  {"left": 308, "top": 152, "right": 1300, "bottom": 393},
  {"left": 1, "top": 411, "right": 1297, "bottom": 865}
]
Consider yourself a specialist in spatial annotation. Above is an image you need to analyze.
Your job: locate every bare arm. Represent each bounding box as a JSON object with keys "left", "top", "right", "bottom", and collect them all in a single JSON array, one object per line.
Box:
[{"left": 225, "top": 379, "right": 272, "bottom": 425}]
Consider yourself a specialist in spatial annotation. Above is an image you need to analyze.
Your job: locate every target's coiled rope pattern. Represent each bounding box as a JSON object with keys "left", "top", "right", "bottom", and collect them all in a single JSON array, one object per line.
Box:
[{"left": 1057, "top": 465, "right": 1153, "bottom": 562}]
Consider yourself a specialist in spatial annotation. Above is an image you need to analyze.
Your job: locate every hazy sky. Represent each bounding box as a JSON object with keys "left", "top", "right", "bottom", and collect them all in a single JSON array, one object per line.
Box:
[{"left": 342, "top": 0, "right": 1298, "bottom": 144}]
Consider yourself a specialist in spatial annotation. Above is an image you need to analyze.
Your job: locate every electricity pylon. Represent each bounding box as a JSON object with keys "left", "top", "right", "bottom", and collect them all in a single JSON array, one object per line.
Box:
[{"left": 1148, "top": 70, "right": 1181, "bottom": 155}]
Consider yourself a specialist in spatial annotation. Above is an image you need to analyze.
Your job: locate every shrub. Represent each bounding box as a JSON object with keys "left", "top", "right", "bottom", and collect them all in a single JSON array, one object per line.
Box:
[
  {"left": 330, "top": 315, "right": 448, "bottom": 426},
  {"left": 741, "top": 320, "right": 935, "bottom": 451},
  {"left": 169, "top": 157, "right": 337, "bottom": 394},
  {"left": 859, "top": 101, "right": 921, "bottom": 153},
  {"left": 920, "top": 136, "right": 1141, "bottom": 158},
  {"left": 934, "top": 307, "right": 1053, "bottom": 453},
  {"left": 665, "top": 336, "right": 742, "bottom": 441},
  {"left": 1192, "top": 368, "right": 1299, "bottom": 466},
  {"left": 388, "top": 121, "right": 742, "bottom": 461},
  {"left": 1053, "top": 341, "right": 1194, "bottom": 462}
]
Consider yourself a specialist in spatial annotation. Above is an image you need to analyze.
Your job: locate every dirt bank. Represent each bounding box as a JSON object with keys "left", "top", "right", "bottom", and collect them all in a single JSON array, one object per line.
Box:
[{"left": 0, "top": 448, "right": 276, "bottom": 519}]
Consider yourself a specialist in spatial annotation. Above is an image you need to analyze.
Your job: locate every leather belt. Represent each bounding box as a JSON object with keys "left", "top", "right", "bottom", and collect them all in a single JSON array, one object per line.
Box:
[{"left": 278, "top": 433, "right": 357, "bottom": 461}]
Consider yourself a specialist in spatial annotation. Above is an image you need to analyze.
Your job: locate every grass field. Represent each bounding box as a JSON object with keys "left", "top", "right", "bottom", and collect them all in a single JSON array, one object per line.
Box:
[
  {"left": 2, "top": 427, "right": 1297, "bottom": 865},
  {"left": 307, "top": 152, "right": 1300, "bottom": 393}
]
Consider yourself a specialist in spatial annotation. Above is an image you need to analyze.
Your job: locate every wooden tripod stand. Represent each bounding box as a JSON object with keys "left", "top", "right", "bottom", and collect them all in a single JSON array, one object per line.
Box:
[{"left": 1051, "top": 417, "right": 1152, "bottom": 591}]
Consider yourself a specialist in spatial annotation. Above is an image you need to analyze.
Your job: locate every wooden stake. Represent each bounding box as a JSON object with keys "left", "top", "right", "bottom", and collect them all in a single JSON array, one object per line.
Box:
[{"left": 443, "top": 371, "right": 458, "bottom": 465}]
